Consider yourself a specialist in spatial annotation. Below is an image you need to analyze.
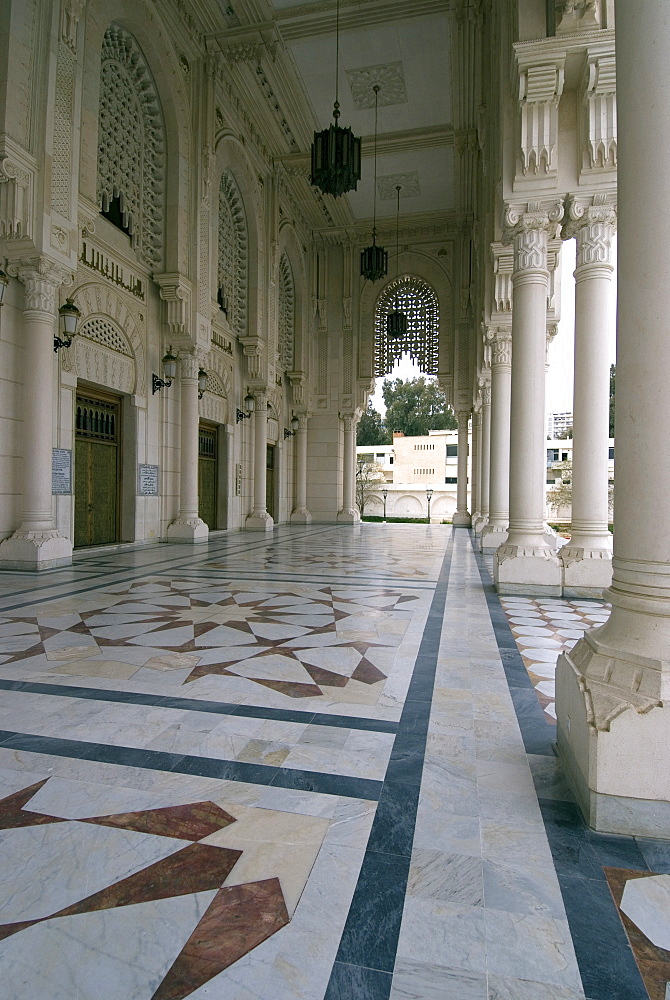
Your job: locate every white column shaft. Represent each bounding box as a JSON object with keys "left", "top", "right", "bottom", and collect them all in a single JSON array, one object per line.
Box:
[
  {"left": 295, "top": 423, "right": 308, "bottom": 511},
  {"left": 342, "top": 419, "right": 354, "bottom": 512},
  {"left": 22, "top": 309, "right": 58, "bottom": 530},
  {"left": 487, "top": 343, "right": 512, "bottom": 529},
  {"left": 480, "top": 390, "right": 491, "bottom": 520},
  {"left": 178, "top": 364, "right": 200, "bottom": 520},
  {"left": 508, "top": 270, "right": 551, "bottom": 542},
  {"left": 453, "top": 411, "right": 471, "bottom": 526},
  {"left": 571, "top": 255, "right": 614, "bottom": 542},
  {"left": 253, "top": 393, "right": 268, "bottom": 515}
]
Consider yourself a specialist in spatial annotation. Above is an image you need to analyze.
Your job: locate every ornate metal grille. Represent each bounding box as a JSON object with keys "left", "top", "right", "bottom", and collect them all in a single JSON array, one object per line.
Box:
[
  {"left": 278, "top": 253, "right": 295, "bottom": 371},
  {"left": 75, "top": 395, "right": 119, "bottom": 442},
  {"left": 97, "top": 25, "right": 166, "bottom": 267},
  {"left": 374, "top": 276, "right": 439, "bottom": 376}
]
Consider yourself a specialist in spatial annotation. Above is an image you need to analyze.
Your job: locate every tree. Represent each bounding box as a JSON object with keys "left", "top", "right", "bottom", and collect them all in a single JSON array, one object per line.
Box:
[
  {"left": 355, "top": 461, "right": 385, "bottom": 516},
  {"left": 547, "top": 460, "right": 614, "bottom": 520},
  {"left": 357, "top": 403, "right": 391, "bottom": 446},
  {"left": 556, "top": 427, "right": 573, "bottom": 440},
  {"left": 382, "top": 377, "right": 457, "bottom": 436},
  {"left": 609, "top": 364, "right": 616, "bottom": 438}
]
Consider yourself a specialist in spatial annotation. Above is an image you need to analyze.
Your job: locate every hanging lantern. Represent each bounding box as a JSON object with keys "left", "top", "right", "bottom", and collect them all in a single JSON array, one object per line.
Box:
[
  {"left": 310, "top": 0, "right": 361, "bottom": 198},
  {"left": 360, "top": 85, "right": 387, "bottom": 280},
  {"left": 361, "top": 240, "right": 388, "bottom": 282},
  {"left": 386, "top": 310, "right": 407, "bottom": 339}
]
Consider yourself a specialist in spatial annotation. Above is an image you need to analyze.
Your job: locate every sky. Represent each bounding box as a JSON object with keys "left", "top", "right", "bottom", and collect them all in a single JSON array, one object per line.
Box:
[{"left": 369, "top": 237, "right": 618, "bottom": 418}]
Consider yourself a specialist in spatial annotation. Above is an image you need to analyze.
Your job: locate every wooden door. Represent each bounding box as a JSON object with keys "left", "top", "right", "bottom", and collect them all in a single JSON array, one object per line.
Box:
[
  {"left": 74, "top": 392, "right": 120, "bottom": 547},
  {"left": 266, "top": 444, "right": 275, "bottom": 519},
  {"left": 198, "top": 424, "right": 217, "bottom": 529}
]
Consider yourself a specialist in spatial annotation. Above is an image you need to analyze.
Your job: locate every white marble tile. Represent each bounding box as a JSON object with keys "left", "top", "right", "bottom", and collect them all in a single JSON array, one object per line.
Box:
[
  {"left": 391, "top": 961, "right": 487, "bottom": 1000},
  {"left": 395, "top": 898, "right": 487, "bottom": 973},
  {"left": 484, "top": 909, "right": 583, "bottom": 990}
]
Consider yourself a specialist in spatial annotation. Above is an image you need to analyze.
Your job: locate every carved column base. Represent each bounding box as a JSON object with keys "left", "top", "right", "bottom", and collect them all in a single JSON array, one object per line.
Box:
[
  {"left": 556, "top": 634, "right": 670, "bottom": 838},
  {"left": 245, "top": 511, "right": 274, "bottom": 531},
  {"left": 290, "top": 508, "right": 312, "bottom": 525},
  {"left": 166, "top": 517, "right": 209, "bottom": 543},
  {"left": 560, "top": 543, "right": 613, "bottom": 597},
  {"left": 494, "top": 543, "right": 562, "bottom": 595},
  {"left": 337, "top": 508, "right": 360, "bottom": 524},
  {"left": 453, "top": 511, "right": 472, "bottom": 528},
  {"left": 471, "top": 514, "right": 488, "bottom": 535},
  {"left": 0, "top": 530, "right": 72, "bottom": 571},
  {"left": 480, "top": 523, "right": 508, "bottom": 551}
]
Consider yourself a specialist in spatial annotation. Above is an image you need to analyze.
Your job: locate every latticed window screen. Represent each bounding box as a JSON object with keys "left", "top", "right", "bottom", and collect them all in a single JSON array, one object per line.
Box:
[
  {"left": 278, "top": 253, "right": 295, "bottom": 371},
  {"left": 374, "top": 277, "right": 439, "bottom": 376},
  {"left": 97, "top": 24, "right": 165, "bottom": 267},
  {"left": 218, "top": 170, "right": 248, "bottom": 337}
]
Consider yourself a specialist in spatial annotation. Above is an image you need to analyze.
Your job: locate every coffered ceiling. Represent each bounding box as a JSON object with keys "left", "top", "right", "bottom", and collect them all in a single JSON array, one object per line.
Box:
[{"left": 207, "top": 0, "right": 456, "bottom": 233}]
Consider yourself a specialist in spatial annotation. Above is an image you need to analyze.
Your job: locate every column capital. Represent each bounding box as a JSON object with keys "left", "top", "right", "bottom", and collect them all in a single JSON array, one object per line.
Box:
[
  {"left": 487, "top": 327, "right": 513, "bottom": 368},
  {"left": 456, "top": 409, "right": 471, "bottom": 427},
  {"left": 503, "top": 201, "right": 564, "bottom": 272},
  {"left": 563, "top": 193, "right": 617, "bottom": 268},
  {"left": 179, "top": 353, "right": 200, "bottom": 381},
  {"left": 253, "top": 389, "right": 268, "bottom": 412},
  {"left": 340, "top": 412, "right": 357, "bottom": 433},
  {"left": 15, "top": 257, "right": 73, "bottom": 313}
]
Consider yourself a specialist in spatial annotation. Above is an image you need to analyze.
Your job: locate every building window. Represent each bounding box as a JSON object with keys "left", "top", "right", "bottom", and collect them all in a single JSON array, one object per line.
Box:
[
  {"left": 609, "top": 447, "right": 614, "bottom": 459},
  {"left": 562, "top": 452, "right": 569, "bottom": 461},
  {"left": 547, "top": 448, "right": 559, "bottom": 463},
  {"left": 445, "top": 477, "right": 457, "bottom": 484},
  {"left": 446, "top": 445, "right": 457, "bottom": 457}
]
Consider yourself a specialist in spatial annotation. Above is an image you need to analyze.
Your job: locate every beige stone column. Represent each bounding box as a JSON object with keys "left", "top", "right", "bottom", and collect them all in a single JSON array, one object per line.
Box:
[
  {"left": 337, "top": 414, "right": 360, "bottom": 523},
  {"left": 481, "top": 329, "right": 512, "bottom": 550},
  {"left": 495, "top": 207, "right": 562, "bottom": 593},
  {"left": 167, "top": 354, "right": 208, "bottom": 542},
  {"left": 557, "top": 0, "right": 670, "bottom": 836},
  {"left": 475, "top": 381, "right": 491, "bottom": 535},
  {"left": 559, "top": 198, "right": 616, "bottom": 594},
  {"left": 291, "top": 413, "right": 312, "bottom": 523},
  {"left": 452, "top": 409, "right": 471, "bottom": 527},
  {"left": 0, "top": 266, "right": 72, "bottom": 570},
  {"left": 246, "top": 389, "right": 273, "bottom": 530}
]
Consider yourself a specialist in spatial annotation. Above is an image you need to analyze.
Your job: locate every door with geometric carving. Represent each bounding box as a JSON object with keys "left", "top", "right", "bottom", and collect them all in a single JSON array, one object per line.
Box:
[
  {"left": 266, "top": 444, "right": 276, "bottom": 520},
  {"left": 198, "top": 424, "right": 217, "bottom": 530},
  {"left": 74, "top": 392, "right": 121, "bottom": 548}
]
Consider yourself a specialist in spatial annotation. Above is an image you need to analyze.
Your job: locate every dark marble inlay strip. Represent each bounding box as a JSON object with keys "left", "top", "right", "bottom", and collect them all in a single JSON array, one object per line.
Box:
[
  {"left": 324, "top": 532, "right": 455, "bottom": 1000},
  {"left": 0, "top": 729, "right": 383, "bottom": 800},
  {"left": 469, "top": 533, "right": 650, "bottom": 1000},
  {"left": 0, "top": 680, "right": 398, "bottom": 734}
]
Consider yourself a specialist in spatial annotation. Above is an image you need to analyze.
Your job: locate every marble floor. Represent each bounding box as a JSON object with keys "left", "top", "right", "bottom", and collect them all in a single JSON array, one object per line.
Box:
[{"left": 0, "top": 524, "right": 666, "bottom": 1000}]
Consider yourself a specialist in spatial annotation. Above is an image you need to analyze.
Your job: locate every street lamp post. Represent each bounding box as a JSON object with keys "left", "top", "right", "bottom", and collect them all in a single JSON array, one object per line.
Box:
[
  {"left": 426, "top": 488, "right": 433, "bottom": 523},
  {"left": 382, "top": 488, "right": 388, "bottom": 522}
]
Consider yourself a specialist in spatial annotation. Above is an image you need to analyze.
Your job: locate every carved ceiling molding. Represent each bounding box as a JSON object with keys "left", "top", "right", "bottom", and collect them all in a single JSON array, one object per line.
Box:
[{"left": 276, "top": 0, "right": 451, "bottom": 42}]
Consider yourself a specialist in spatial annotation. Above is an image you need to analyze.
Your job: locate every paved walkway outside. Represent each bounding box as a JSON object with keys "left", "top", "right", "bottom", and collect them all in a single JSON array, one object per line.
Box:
[{"left": 0, "top": 524, "right": 665, "bottom": 999}]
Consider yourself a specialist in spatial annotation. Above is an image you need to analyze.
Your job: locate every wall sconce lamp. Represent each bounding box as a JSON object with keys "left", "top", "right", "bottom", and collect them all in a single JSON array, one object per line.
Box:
[
  {"left": 54, "top": 297, "right": 80, "bottom": 352},
  {"left": 426, "top": 487, "right": 433, "bottom": 522},
  {"left": 152, "top": 347, "right": 177, "bottom": 394},
  {"left": 236, "top": 392, "right": 255, "bottom": 423},
  {"left": 283, "top": 415, "right": 299, "bottom": 439},
  {"left": 0, "top": 265, "right": 9, "bottom": 308},
  {"left": 197, "top": 368, "right": 207, "bottom": 399}
]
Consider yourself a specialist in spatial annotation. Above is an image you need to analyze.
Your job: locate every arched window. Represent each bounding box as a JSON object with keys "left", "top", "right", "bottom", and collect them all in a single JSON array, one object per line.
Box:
[
  {"left": 374, "top": 276, "right": 439, "bottom": 376},
  {"left": 97, "top": 25, "right": 166, "bottom": 268},
  {"left": 218, "top": 170, "right": 248, "bottom": 338},
  {"left": 278, "top": 253, "right": 295, "bottom": 371}
]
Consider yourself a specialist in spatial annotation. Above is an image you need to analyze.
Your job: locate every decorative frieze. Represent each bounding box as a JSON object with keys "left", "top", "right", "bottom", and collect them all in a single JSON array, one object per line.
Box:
[
  {"left": 80, "top": 241, "right": 145, "bottom": 301},
  {"left": 491, "top": 242, "right": 513, "bottom": 316},
  {"left": 0, "top": 141, "right": 34, "bottom": 241}
]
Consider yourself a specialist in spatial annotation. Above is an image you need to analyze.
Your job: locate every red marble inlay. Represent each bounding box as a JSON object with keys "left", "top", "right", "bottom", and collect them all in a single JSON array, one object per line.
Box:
[
  {"left": 0, "top": 779, "right": 65, "bottom": 830},
  {"left": 303, "top": 665, "right": 349, "bottom": 688},
  {"left": 351, "top": 659, "right": 387, "bottom": 685},
  {"left": 82, "top": 801, "right": 236, "bottom": 840},
  {"left": 253, "top": 678, "right": 323, "bottom": 698},
  {"left": 152, "top": 877, "right": 290, "bottom": 1000}
]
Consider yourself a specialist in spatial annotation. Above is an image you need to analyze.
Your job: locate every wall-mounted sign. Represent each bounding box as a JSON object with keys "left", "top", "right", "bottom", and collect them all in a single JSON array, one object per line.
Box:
[
  {"left": 137, "top": 464, "right": 159, "bottom": 495},
  {"left": 52, "top": 449, "right": 72, "bottom": 495}
]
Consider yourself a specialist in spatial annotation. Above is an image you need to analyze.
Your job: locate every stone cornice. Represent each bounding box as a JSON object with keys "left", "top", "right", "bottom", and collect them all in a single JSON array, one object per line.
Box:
[{"left": 273, "top": 0, "right": 451, "bottom": 42}]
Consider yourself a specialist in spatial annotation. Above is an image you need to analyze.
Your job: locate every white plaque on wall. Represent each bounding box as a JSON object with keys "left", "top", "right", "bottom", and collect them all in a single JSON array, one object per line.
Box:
[
  {"left": 52, "top": 449, "right": 72, "bottom": 494},
  {"left": 137, "top": 464, "right": 159, "bottom": 495}
]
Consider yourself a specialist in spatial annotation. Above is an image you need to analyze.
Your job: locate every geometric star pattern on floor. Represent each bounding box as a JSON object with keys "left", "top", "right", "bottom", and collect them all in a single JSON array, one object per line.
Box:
[
  {"left": 0, "top": 778, "right": 290, "bottom": 999},
  {"left": 500, "top": 595, "right": 611, "bottom": 722},
  {"left": 0, "top": 579, "right": 419, "bottom": 700}
]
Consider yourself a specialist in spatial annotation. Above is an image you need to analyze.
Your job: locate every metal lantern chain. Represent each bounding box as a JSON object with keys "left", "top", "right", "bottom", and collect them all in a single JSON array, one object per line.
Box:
[
  {"left": 387, "top": 184, "right": 407, "bottom": 339},
  {"left": 310, "top": 0, "right": 361, "bottom": 198},
  {"left": 360, "top": 84, "right": 388, "bottom": 281}
]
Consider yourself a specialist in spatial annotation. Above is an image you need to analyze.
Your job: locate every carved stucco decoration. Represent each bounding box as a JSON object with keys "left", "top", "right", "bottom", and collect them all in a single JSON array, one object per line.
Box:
[
  {"left": 278, "top": 252, "right": 295, "bottom": 372},
  {"left": 97, "top": 25, "right": 166, "bottom": 269},
  {"left": 64, "top": 281, "right": 146, "bottom": 394},
  {"left": 346, "top": 62, "right": 408, "bottom": 109}
]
